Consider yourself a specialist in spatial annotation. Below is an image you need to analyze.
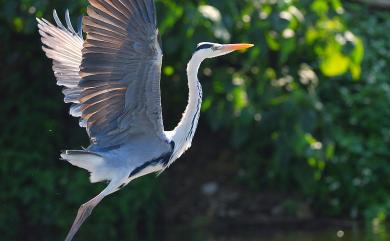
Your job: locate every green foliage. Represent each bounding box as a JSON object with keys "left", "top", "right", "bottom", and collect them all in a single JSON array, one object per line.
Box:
[
  {"left": 319, "top": 2, "right": 390, "bottom": 221},
  {"left": 0, "top": 0, "right": 388, "bottom": 240},
  {"left": 177, "top": 0, "right": 369, "bottom": 220}
]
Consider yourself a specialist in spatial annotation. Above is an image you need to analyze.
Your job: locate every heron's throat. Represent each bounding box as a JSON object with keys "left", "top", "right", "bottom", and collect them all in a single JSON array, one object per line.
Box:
[{"left": 169, "top": 55, "right": 204, "bottom": 161}]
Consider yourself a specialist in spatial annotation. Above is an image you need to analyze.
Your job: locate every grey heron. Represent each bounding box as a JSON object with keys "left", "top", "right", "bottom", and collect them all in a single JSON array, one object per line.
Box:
[{"left": 37, "top": 0, "right": 253, "bottom": 240}]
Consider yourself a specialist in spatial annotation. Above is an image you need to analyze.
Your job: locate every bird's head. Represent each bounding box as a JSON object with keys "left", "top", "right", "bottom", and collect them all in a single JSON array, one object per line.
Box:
[{"left": 193, "top": 42, "right": 254, "bottom": 59}]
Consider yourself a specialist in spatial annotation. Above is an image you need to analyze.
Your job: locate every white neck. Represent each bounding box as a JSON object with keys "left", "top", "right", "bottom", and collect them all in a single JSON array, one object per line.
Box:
[{"left": 166, "top": 54, "right": 204, "bottom": 162}]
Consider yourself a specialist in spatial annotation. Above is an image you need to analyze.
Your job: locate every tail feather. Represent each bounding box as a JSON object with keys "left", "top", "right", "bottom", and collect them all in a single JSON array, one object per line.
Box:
[{"left": 61, "top": 150, "right": 107, "bottom": 183}]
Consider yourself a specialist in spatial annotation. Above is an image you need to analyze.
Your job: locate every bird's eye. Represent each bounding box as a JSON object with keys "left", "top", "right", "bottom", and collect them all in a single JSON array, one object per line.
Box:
[{"left": 211, "top": 45, "right": 221, "bottom": 51}]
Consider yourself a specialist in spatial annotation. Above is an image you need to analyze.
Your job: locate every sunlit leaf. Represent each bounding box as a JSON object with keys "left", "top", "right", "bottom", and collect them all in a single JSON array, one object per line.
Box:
[
  {"left": 232, "top": 87, "right": 248, "bottom": 113},
  {"left": 265, "top": 31, "right": 280, "bottom": 50},
  {"left": 320, "top": 44, "right": 350, "bottom": 77},
  {"left": 311, "top": 0, "right": 329, "bottom": 16},
  {"left": 163, "top": 66, "right": 174, "bottom": 76},
  {"left": 352, "top": 37, "right": 364, "bottom": 63},
  {"left": 13, "top": 17, "right": 23, "bottom": 32},
  {"left": 350, "top": 63, "right": 362, "bottom": 80}
]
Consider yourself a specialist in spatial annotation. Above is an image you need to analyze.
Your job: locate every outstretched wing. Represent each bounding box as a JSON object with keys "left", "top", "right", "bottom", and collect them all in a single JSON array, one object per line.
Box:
[
  {"left": 38, "top": 1, "right": 169, "bottom": 148},
  {"left": 79, "top": 0, "right": 166, "bottom": 147},
  {"left": 37, "top": 10, "right": 84, "bottom": 118}
]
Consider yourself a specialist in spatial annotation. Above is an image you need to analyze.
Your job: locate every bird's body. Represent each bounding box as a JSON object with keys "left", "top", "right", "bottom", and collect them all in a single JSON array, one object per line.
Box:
[{"left": 37, "top": 0, "right": 252, "bottom": 240}]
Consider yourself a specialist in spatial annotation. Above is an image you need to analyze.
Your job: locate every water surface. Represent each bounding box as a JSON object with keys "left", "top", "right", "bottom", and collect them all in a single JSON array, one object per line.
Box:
[{"left": 167, "top": 225, "right": 389, "bottom": 241}]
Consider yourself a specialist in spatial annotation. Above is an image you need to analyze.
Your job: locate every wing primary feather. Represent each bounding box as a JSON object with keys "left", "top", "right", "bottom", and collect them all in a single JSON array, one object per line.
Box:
[
  {"left": 88, "top": 5, "right": 128, "bottom": 26},
  {"left": 140, "top": 0, "right": 153, "bottom": 24},
  {"left": 114, "top": 0, "right": 131, "bottom": 16},
  {"left": 65, "top": 9, "right": 76, "bottom": 34},
  {"left": 70, "top": 104, "right": 82, "bottom": 117},
  {"left": 38, "top": 18, "right": 82, "bottom": 44},
  {"left": 147, "top": 0, "right": 157, "bottom": 26},
  {"left": 53, "top": 9, "right": 66, "bottom": 30},
  {"left": 78, "top": 16, "right": 83, "bottom": 37},
  {"left": 90, "top": 0, "right": 129, "bottom": 22},
  {"left": 128, "top": 0, "right": 146, "bottom": 23}
]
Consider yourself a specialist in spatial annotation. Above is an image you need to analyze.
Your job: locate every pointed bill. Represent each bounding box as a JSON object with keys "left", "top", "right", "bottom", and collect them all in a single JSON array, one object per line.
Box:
[{"left": 222, "top": 43, "right": 254, "bottom": 51}]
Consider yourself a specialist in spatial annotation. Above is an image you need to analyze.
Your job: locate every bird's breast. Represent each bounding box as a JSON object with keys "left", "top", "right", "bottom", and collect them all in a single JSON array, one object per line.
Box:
[{"left": 117, "top": 144, "right": 174, "bottom": 190}]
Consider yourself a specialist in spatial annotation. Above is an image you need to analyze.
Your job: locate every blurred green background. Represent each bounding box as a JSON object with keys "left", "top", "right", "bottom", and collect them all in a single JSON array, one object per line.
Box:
[{"left": 1, "top": 0, "right": 390, "bottom": 240}]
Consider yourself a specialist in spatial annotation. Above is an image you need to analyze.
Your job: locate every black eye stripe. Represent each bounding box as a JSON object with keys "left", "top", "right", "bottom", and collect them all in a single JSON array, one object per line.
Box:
[{"left": 195, "top": 44, "right": 213, "bottom": 51}]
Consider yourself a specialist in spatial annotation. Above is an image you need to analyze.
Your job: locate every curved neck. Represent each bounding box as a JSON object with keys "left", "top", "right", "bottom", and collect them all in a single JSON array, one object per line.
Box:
[{"left": 169, "top": 54, "right": 204, "bottom": 161}]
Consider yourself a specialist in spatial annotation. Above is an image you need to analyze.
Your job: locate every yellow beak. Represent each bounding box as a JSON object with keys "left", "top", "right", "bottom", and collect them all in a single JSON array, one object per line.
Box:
[{"left": 222, "top": 43, "right": 254, "bottom": 51}]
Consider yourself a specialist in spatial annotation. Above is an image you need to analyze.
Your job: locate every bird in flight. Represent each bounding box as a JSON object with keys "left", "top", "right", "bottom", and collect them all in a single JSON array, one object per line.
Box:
[{"left": 37, "top": 0, "right": 253, "bottom": 240}]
